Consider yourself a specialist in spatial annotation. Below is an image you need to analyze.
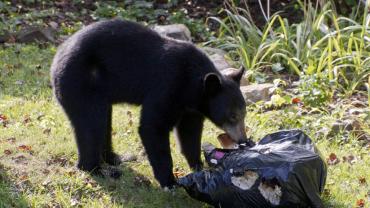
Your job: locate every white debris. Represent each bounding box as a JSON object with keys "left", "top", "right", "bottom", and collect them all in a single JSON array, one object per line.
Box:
[
  {"left": 231, "top": 170, "right": 259, "bottom": 190},
  {"left": 258, "top": 182, "right": 282, "bottom": 205}
]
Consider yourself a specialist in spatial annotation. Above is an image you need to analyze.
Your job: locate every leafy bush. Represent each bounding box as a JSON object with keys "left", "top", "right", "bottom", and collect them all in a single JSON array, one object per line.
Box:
[{"left": 209, "top": 0, "right": 370, "bottom": 106}]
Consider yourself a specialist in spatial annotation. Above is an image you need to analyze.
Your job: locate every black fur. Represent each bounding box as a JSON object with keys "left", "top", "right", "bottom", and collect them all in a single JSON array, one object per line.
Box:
[{"left": 51, "top": 19, "right": 247, "bottom": 188}]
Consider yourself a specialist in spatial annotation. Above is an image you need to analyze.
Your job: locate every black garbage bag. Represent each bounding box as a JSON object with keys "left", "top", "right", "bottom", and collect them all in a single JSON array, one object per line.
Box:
[{"left": 178, "top": 130, "right": 327, "bottom": 208}]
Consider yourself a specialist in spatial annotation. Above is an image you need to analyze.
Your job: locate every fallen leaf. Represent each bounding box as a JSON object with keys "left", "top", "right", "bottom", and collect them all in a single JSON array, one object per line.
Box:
[
  {"left": 46, "top": 155, "right": 70, "bottom": 167},
  {"left": 0, "top": 114, "right": 7, "bottom": 121},
  {"left": 84, "top": 178, "right": 97, "bottom": 188},
  {"left": 7, "top": 137, "right": 16, "bottom": 143},
  {"left": 3, "top": 149, "right": 12, "bottom": 155},
  {"left": 23, "top": 115, "right": 31, "bottom": 124},
  {"left": 36, "top": 113, "right": 45, "bottom": 121},
  {"left": 327, "top": 153, "right": 340, "bottom": 165},
  {"left": 66, "top": 169, "right": 77, "bottom": 177},
  {"left": 18, "top": 173, "right": 28, "bottom": 181},
  {"left": 356, "top": 199, "right": 365, "bottom": 207},
  {"left": 42, "top": 169, "right": 50, "bottom": 175},
  {"left": 12, "top": 155, "right": 27, "bottom": 164},
  {"left": 173, "top": 170, "right": 185, "bottom": 178},
  {"left": 343, "top": 155, "right": 357, "bottom": 165},
  {"left": 359, "top": 177, "right": 366, "bottom": 185},
  {"left": 17, "top": 145, "right": 32, "bottom": 152},
  {"left": 43, "top": 128, "right": 51, "bottom": 135},
  {"left": 0, "top": 114, "right": 8, "bottom": 127},
  {"left": 292, "top": 97, "right": 302, "bottom": 104}
]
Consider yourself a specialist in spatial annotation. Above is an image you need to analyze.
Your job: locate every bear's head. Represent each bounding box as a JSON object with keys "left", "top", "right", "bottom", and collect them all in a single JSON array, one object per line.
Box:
[{"left": 201, "top": 67, "right": 248, "bottom": 143}]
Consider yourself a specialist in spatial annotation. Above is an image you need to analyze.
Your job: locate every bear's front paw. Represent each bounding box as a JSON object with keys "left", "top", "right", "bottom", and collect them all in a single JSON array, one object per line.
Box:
[
  {"left": 190, "top": 162, "right": 203, "bottom": 172},
  {"left": 160, "top": 177, "right": 178, "bottom": 189}
]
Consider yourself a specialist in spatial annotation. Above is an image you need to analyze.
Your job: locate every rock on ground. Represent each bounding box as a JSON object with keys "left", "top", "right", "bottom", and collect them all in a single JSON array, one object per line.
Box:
[
  {"left": 209, "top": 53, "right": 232, "bottom": 71},
  {"left": 202, "top": 46, "right": 226, "bottom": 56},
  {"left": 16, "top": 27, "right": 56, "bottom": 43},
  {"left": 201, "top": 46, "right": 232, "bottom": 71},
  {"left": 240, "top": 83, "right": 274, "bottom": 104},
  {"left": 153, "top": 24, "right": 192, "bottom": 41}
]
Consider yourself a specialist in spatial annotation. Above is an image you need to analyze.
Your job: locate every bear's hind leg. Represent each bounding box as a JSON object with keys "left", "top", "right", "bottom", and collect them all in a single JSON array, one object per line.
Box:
[
  {"left": 174, "top": 111, "right": 204, "bottom": 171},
  {"left": 65, "top": 100, "right": 109, "bottom": 175},
  {"left": 102, "top": 105, "right": 122, "bottom": 166}
]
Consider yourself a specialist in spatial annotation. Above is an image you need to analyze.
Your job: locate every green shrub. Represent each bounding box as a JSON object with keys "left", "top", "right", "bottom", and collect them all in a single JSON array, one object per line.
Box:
[{"left": 209, "top": 0, "right": 370, "bottom": 106}]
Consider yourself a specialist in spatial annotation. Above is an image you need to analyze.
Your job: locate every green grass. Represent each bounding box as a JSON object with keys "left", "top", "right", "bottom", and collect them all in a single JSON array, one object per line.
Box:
[{"left": 0, "top": 44, "right": 369, "bottom": 208}]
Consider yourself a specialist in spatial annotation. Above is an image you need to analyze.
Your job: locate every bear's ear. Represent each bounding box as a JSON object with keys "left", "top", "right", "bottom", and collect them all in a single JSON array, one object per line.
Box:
[
  {"left": 203, "top": 73, "right": 222, "bottom": 95},
  {"left": 228, "top": 66, "right": 245, "bottom": 85}
]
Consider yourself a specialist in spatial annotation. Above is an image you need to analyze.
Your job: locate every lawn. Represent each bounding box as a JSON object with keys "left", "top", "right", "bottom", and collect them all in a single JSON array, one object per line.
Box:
[
  {"left": 1, "top": 0, "right": 370, "bottom": 207},
  {"left": 0, "top": 44, "right": 368, "bottom": 208}
]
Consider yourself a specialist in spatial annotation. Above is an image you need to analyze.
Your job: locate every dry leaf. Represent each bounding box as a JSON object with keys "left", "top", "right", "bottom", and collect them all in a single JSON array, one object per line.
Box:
[
  {"left": 343, "top": 155, "right": 357, "bottom": 164},
  {"left": 17, "top": 145, "right": 32, "bottom": 152},
  {"left": 66, "top": 169, "right": 77, "bottom": 177},
  {"left": 23, "top": 115, "right": 31, "bottom": 124},
  {"left": 42, "top": 169, "right": 50, "bottom": 175},
  {"left": 12, "top": 155, "right": 27, "bottom": 164},
  {"left": 7, "top": 137, "right": 16, "bottom": 143},
  {"left": 0, "top": 114, "right": 8, "bottom": 127},
  {"left": 3, "top": 149, "right": 12, "bottom": 155},
  {"left": 359, "top": 177, "right": 366, "bottom": 185},
  {"left": 19, "top": 174, "right": 28, "bottom": 181},
  {"left": 43, "top": 128, "right": 51, "bottom": 135},
  {"left": 292, "top": 97, "right": 302, "bottom": 104},
  {"left": 356, "top": 199, "right": 365, "bottom": 207},
  {"left": 0, "top": 114, "right": 7, "bottom": 121},
  {"left": 327, "top": 153, "right": 340, "bottom": 165},
  {"left": 173, "top": 170, "right": 185, "bottom": 178}
]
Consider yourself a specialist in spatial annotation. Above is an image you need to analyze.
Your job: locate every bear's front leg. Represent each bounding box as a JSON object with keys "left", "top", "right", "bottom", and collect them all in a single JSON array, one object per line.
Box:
[
  {"left": 139, "top": 125, "right": 176, "bottom": 188},
  {"left": 174, "top": 110, "right": 204, "bottom": 171},
  {"left": 138, "top": 103, "right": 178, "bottom": 188}
]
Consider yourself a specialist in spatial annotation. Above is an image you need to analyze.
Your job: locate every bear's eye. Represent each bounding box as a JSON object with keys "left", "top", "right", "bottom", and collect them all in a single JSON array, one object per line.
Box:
[{"left": 230, "top": 114, "right": 238, "bottom": 122}]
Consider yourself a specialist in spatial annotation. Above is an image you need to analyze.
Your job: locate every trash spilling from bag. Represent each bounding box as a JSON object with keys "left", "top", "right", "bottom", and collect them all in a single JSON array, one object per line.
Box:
[{"left": 178, "top": 130, "right": 327, "bottom": 208}]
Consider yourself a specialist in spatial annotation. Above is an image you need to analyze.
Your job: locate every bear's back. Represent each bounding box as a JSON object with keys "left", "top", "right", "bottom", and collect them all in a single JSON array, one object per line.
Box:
[{"left": 56, "top": 19, "right": 165, "bottom": 61}]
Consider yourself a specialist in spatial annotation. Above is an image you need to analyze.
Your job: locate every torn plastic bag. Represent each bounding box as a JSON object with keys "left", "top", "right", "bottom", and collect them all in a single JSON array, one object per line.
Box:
[{"left": 178, "top": 130, "right": 327, "bottom": 208}]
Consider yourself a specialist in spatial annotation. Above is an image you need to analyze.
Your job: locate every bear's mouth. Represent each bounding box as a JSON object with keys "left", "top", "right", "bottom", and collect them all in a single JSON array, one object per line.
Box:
[{"left": 221, "top": 121, "right": 247, "bottom": 143}]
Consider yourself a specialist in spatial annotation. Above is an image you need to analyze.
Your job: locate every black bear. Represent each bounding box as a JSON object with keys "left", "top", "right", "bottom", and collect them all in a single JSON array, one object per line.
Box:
[{"left": 50, "top": 19, "right": 251, "bottom": 188}]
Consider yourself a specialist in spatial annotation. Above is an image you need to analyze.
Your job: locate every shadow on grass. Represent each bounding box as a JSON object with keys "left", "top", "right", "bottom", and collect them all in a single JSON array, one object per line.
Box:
[
  {"left": 0, "top": 163, "right": 29, "bottom": 208},
  {"left": 93, "top": 165, "right": 207, "bottom": 208},
  {"left": 323, "top": 197, "right": 352, "bottom": 208}
]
